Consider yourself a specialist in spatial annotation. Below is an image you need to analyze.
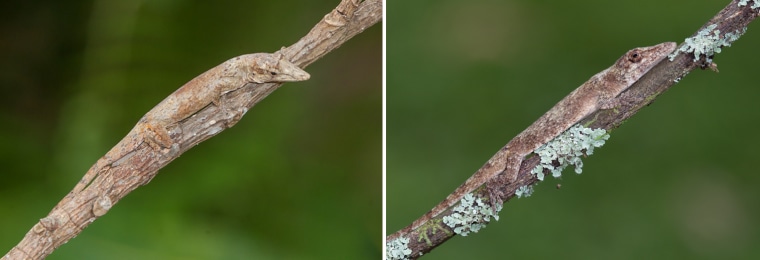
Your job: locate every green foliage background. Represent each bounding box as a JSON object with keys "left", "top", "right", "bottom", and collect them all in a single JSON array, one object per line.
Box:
[
  {"left": 387, "top": 0, "right": 760, "bottom": 259},
  {"left": 0, "top": 0, "right": 380, "bottom": 259}
]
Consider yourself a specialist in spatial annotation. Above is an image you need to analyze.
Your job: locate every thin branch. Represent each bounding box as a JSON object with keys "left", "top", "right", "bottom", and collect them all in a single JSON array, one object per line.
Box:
[
  {"left": 386, "top": 0, "right": 757, "bottom": 257},
  {"left": 4, "top": 0, "right": 381, "bottom": 259}
]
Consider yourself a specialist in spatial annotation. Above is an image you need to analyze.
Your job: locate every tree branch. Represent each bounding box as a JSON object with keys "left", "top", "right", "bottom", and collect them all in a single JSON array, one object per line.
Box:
[
  {"left": 4, "top": 0, "right": 381, "bottom": 259},
  {"left": 386, "top": 0, "right": 757, "bottom": 258}
]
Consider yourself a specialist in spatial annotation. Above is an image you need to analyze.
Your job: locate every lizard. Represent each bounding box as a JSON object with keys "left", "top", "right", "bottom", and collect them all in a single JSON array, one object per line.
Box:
[
  {"left": 389, "top": 42, "right": 676, "bottom": 239},
  {"left": 72, "top": 52, "right": 310, "bottom": 193}
]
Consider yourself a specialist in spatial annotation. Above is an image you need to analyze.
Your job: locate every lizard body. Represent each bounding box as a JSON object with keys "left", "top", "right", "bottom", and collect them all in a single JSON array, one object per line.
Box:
[
  {"left": 393, "top": 42, "right": 676, "bottom": 238},
  {"left": 140, "top": 53, "right": 310, "bottom": 148},
  {"left": 72, "top": 53, "right": 309, "bottom": 193}
]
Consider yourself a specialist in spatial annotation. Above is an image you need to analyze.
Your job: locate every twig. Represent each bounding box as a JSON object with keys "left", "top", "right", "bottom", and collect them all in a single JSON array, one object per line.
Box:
[{"left": 4, "top": 0, "right": 382, "bottom": 259}]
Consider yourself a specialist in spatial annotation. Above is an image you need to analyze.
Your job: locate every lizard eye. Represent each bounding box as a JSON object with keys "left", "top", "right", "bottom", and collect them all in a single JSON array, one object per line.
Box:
[
  {"left": 628, "top": 51, "right": 643, "bottom": 63},
  {"left": 270, "top": 72, "right": 277, "bottom": 75}
]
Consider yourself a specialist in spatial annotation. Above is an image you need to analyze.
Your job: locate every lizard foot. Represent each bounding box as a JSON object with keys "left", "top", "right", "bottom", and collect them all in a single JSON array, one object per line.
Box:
[
  {"left": 484, "top": 181, "right": 506, "bottom": 210},
  {"left": 139, "top": 121, "right": 175, "bottom": 151}
]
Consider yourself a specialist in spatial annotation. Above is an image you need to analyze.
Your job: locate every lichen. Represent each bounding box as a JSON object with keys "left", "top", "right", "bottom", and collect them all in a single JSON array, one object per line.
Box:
[
  {"left": 441, "top": 193, "right": 502, "bottom": 236},
  {"left": 416, "top": 219, "right": 450, "bottom": 246},
  {"left": 530, "top": 125, "right": 609, "bottom": 180},
  {"left": 515, "top": 185, "right": 534, "bottom": 198},
  {"left": 739, "top": 0, "right": 760, "bottom": 10},
  {"left": 386, "top": 237, "right": 413, "bottom": 260},
  {"left": 668, "top": 24, "right": 746, "bottom": 63}
]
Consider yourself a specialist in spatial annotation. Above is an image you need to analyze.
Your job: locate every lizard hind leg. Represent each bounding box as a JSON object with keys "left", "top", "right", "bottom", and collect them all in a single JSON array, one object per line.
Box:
[
  {"left": 485, "top": 156, "right": 524, "bottom": 209},
  {"left": 137, "top": 119, "right": 176, "bottom": 151}
]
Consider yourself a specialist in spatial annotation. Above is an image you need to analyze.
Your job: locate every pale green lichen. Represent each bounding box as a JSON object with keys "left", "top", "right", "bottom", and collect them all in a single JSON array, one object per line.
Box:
[
  {"left": 441, "top": 193, "right": 502, "bottom": 236},
  {"left": 515, "top": 185, "right": 534, "bottom": 198},
  {"left": 739, "top": 0, "right": 760, "bottom": 10},
  {"left": 416, "top": 219, "right": 450, "bottom": 246},
  {"left": 668, "top": 24, "right": 746, "bottom": 62},
  {"left": 530, "top": 125, "right": 609, "bottom": 181},
  {"left": 386, "top": 237, "right": 413, "bottom": 260}
]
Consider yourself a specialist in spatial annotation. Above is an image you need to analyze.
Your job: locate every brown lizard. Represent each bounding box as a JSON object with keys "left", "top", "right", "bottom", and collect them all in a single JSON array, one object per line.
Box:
[
  {"left": 73, "top": 52, "right": 310, "bottom": 193},
  {"left": 389, "top": 42, "right": 676, "bottom": 239}
]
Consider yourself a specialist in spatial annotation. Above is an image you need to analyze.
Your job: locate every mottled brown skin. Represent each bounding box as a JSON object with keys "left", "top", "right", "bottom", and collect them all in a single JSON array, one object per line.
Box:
[
  {"left": 73, "top": 53, "right": 309, "bottom": 192},
  {"left": 141, "top": 53, "right": 310, "bottom": 148},
  {"left": 391, "top": 42, "right": 677, "bottom": 239}
]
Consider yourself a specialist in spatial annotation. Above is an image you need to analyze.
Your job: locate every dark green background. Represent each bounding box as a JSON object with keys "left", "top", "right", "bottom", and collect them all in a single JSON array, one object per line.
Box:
[
  {"left": 388, "top": 0, "right": 760, "bottom": 259},
  {"left": 0, "top": 0, "right": 380, "bottom": 259}
]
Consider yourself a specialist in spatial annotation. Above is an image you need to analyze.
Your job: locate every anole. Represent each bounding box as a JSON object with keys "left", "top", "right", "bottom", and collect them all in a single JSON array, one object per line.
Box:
[
  {"left": 390, "top": 42, "right": 676, "bottom": 239},
  {"left": 73, "top": 52, "right": 310, "bottom": 193}
]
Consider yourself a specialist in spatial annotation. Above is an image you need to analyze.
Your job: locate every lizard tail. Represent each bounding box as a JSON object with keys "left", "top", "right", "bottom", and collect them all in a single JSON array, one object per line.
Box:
[{"left": 388, "top": 170, "right": 488, "bottom": 240}]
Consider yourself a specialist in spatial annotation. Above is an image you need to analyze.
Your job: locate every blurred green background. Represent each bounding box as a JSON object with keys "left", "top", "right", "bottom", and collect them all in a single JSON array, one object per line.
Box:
[
  {"left": 0, "top": 0, "right": 380, "bottom": 259},
  {"left": 388, "top": 0, "right": 760, "bottom": 259}
]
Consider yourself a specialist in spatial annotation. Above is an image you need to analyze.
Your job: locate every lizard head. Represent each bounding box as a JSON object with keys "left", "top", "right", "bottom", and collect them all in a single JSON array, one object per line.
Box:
[
  {"left": 612, "top": 42, "right": 676, "bottom": 86},
  {"left": 244, "top": 53, "right": 311, "bottom": 83}
]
